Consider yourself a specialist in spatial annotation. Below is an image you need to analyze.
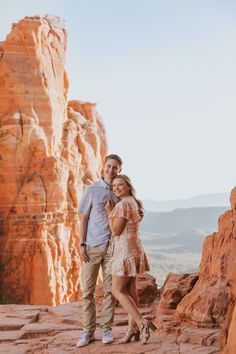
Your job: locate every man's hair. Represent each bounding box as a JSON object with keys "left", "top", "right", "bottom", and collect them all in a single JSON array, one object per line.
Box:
[{"left": 105, "top": 154, "right": 123, "bottom": 166}]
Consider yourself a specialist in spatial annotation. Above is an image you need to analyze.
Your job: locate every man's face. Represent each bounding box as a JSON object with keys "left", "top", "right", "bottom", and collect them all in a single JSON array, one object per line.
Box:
[{"left": 103, "top": 158, "right": 122, "bottom": 182}]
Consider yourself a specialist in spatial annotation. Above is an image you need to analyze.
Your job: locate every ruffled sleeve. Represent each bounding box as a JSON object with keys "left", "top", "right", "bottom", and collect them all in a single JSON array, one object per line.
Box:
[
  {"left": 109, "top": 201, "right": 127, "bottom": 219},
  {"left": 109, "top": 198, "right": 141, "bottom": 223}
]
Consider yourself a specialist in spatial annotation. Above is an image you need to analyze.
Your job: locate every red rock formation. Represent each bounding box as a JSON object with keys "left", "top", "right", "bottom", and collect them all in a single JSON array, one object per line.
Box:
[
  {"left": 154, "top": 273, "right": 199, "bottom": 334},
  {"left": 95, "top": 272, "right": 158, "bottom": 306},
  {"left": 174, "top": 189, "right": 234, "bottom": 329},
  {"left": 136, "top": 273, "right": 159, "bottom": 305},
  {"left": 0, "top": 302, "right": 220, "bottom": 353},
  {"left": 222, "top": 187, "right": 236, "bottom": 353},
  {"left": 0, "top": 16, "right": 107, "bottom": 305},
  {"left": 153, "top": 187, "right": 236, "bottom": 352},
  {"left": 158, "top": 273, "right": 199, "bottom": 312}
]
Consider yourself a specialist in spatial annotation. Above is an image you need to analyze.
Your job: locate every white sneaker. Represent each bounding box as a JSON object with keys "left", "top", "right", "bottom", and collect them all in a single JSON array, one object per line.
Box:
[
  {"left": 102, "top": 330, "right": 114, "bottom": 344},
  {"left": 76, "top": 330, "right": 95, "bottom": 347}
]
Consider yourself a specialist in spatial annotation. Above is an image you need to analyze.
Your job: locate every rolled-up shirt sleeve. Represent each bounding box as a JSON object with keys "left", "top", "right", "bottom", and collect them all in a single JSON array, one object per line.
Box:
[{"left": 78, "top": 188, "right": 93, "bottom": 215}]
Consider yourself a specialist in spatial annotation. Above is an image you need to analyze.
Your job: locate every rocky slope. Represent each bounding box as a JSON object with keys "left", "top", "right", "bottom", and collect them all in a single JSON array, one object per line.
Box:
[
  {"left": 152, "top": 188, "right": 236, "bottom": 353},
  {"left": 222, "top": 187, "right": 236, "bottom": 353},
  {"left": 0, "top": 300, "right": 220, "bottom": 354},
  {"left": 0, "top": 15, "right": 107, "bottom": 305}
]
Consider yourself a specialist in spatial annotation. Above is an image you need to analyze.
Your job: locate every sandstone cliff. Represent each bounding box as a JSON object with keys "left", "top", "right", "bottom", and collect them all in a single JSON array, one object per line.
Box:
[
  {"left": 153, "top": 187, "right": 236, "bottom": 353},
  {"left": 222, "top": 187, "right": 236, "bottom": 353},
  {"left": 175, "top": 187, "right": 236, "bottom": 353},
  {"left": 0, "top": 15, "right": 107, "bottom": 305}
]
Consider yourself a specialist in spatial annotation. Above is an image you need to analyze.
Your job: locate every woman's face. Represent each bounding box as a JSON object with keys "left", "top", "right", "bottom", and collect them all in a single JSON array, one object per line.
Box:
[{"left": 112, "top": 178, "right": 130, "bottom": 199}]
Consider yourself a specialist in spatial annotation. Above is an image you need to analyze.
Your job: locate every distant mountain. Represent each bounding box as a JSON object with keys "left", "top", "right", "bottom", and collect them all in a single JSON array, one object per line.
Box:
[
  {"left": 143, "top": 193, "right": 229, "bottom": 212},
  {"left": 140, "top": 206, "right": 228, "bottom": 284},
  {"left": 141, "top": 206, "right": 227, "bottom": 235}
]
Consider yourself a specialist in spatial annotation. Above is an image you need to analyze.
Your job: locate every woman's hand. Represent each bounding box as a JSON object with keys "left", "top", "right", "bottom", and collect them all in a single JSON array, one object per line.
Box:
[{"left": 105, "top": 200, "right": 114, "bottom": 214}]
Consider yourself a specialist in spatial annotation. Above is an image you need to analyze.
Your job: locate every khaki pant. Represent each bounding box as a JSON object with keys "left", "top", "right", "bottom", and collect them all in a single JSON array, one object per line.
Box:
[{"left": 81, "top": 245, "right": 116, "bottom": 333}]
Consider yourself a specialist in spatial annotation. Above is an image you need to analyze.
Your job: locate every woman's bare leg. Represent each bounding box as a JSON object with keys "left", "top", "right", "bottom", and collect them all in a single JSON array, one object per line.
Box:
[
  {"left": 127, "top": 277, "right": 139, "bottom": 329},
  {"left": 112, "top": 276, "right": 142, "bottom": 327}
]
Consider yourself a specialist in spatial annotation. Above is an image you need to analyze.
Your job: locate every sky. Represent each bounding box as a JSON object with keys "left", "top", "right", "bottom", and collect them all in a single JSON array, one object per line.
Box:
[{"left": 1, "top": 0, "right": 236, "bottom": 201}]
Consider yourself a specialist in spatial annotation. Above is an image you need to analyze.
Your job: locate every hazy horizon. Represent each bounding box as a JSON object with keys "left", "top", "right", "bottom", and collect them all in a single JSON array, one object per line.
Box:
[
  {"left": 140, "top": 205, "right": 227, "bottom": 283},
  {"left": 144, "top": 191, "right": 229, "bottom": 202},
  {"left": 1, "top": 0, "right": 236, "bottom": 200}
]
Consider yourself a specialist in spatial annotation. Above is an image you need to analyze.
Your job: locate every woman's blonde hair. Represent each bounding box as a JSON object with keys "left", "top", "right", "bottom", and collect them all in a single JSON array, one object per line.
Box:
[{"left": 112, "top": 174, "right": 144, "bottom": 211}]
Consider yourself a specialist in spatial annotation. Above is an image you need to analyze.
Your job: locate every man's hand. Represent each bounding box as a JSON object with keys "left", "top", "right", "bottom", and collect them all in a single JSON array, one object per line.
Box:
[
  {"left": 139, "top": 208, "right": 144, "bottom": 220},
  {"left": 79, "top": 214, "right": 90, "bottom": 262},
  {"left": 79, "top": 246, "right": 90, "bottom": 263},
  {"left": 105, "top": 200, "right": 114, "bottom": 214}
]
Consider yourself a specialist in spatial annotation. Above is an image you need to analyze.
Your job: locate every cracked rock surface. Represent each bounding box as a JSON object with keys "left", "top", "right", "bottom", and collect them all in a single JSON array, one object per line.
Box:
[{"left": 0, "top": 301, "right": 220, "bottom": 354}]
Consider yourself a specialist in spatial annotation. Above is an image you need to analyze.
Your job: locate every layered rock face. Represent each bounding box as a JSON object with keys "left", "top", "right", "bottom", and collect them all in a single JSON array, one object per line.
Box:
[
  {"left": 153, "top": 187, "right": 236, "bottom": 352},
  {"left": 175, "top": 203, "right": 233, "bottom": 328},
  {"left": 223, "top": 187, "right": 236, "bottom": 353},
  {"left": 0, "top": 16, "right": 107, "bottom": 305},
  {"left": 175, "top": 188, "right": 236, "bottom": 349}
]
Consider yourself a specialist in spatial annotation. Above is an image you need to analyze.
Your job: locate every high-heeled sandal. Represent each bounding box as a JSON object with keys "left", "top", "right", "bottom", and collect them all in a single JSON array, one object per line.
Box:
[
  {"left": 139, "top": 319, "right": 157, "bottom": 344},
  {"left": 117, "top": 327, "right": 140, "bottom": 344}
]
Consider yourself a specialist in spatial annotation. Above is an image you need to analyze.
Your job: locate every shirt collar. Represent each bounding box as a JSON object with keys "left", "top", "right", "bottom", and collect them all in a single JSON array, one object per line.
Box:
[{"left": 99, "top": 178, "right": 112, "bottom": 190}]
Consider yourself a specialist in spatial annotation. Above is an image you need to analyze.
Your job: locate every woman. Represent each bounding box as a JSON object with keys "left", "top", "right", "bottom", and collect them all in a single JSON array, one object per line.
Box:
[{"left": 105, "top": 174, "right": 156, "bottom": 344}]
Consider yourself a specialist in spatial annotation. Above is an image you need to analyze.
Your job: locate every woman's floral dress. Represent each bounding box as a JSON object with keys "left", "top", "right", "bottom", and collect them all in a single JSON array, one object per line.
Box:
[{"left": 108, "top": 196, "right": 149, "bottom": 277}]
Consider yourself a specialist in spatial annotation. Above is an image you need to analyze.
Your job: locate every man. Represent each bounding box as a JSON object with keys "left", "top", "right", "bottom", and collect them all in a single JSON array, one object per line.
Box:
[{"left": 76, "top": 154, "right": 123, "bottom": 347}]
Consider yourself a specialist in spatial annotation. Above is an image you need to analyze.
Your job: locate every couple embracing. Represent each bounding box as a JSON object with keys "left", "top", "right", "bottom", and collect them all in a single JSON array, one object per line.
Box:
[{"left": 76, "top": 154, "right": 156, "bottom": 348}]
